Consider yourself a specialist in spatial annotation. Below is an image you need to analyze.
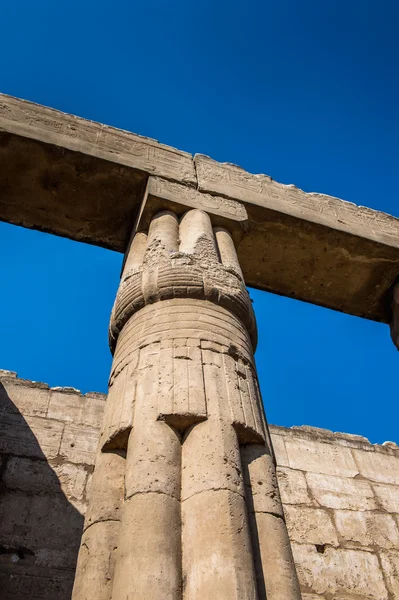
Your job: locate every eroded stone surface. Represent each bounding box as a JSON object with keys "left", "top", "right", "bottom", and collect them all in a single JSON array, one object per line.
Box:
[
  {"left": 373, "top": 482, "right": 399, "bottom": 513},
  {"left": 0, "top": 371, "right": 105, "bottom": 600},
  {"left": 270, "top": 425, "right": 399, "bottom": 598},
  {"left": 277, "top": 466, "right": 314, "bottom": 506},
  {"left": 292, "top": 544, "right": 389, "bottom": 600},
  {"left": 284, "top": 505, "right": 339, "bottom": 547},
  {"left": 285, "top": 437, "right": 359, "bottom": 478},
  {"left": 380, "top": 550, "right": 399, "bottom": 598},
  {"left": 334, "top": 510, "right": 399, "bottom": 550},
  {"left": 0, "top": 377, "right": 49, "bottom": 416},
  {"left": 60, "top": 423, "right": 100, "bottom": 466},
  {"left": 1, "top": 370, "right": 399, "bottom": 599},
  {"left": 270, "top": 432, "right": 289, "bottom": 467},
  {"left": 353, "top": 448, "right": 399, "bottom": 485},
  {"left": 306, "top": 472, "right": 377, "bottom": 511},
  {"left": 48, "top": 389, "right": 105, "bottom": 428},
  {"left": 0, "top": 412, "right": 64, "bottom": 458}
]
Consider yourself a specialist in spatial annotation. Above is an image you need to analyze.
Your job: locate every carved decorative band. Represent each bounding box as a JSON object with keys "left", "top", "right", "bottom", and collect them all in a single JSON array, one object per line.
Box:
[
  {"left": 109, "top": 210, "right": 256, "bottom": 351},
  {"left": 103, "top": 299, "right": 265, "bottom": 448},
  {"left": 110, "top": 264, "right": 256, "bottom": 350},
  {"left": 111, "top": 299, "right": 255, "bottom": 380}
]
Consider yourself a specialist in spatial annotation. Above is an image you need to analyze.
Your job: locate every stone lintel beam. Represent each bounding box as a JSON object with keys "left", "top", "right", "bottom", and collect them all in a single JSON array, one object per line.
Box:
[
  {"left": 194, "top": 155, "right": 399, "bottom": 325},
  {"left": 0, "top": 93, "right": 195, "bottom": 252},
  {"left": 135, "top": 176, "right": 248, "bottom": 239},
  {"left": 1, "top": 93, "right": 399, "bottom": 323}
]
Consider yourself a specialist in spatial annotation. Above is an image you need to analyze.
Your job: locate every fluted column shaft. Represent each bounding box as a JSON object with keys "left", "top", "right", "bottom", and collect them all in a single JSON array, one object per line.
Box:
[{"left": 72, "top": 208, "right": 301, "bottom": 600}]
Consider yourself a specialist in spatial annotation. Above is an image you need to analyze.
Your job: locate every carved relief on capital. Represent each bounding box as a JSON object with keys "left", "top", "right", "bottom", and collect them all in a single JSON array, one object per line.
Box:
[{"left": 109, "top": 209, "right": 256, "bottom": 351}]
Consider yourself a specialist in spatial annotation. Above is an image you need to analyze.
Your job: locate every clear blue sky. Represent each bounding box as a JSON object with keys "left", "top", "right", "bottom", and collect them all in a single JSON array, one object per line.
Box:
[{"left": 1, "top": 0, "right": 398, "bottom": 444}]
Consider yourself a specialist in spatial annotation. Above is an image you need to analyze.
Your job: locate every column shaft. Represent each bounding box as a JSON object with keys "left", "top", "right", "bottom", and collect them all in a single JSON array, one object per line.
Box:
[
  {"left": 111, "top": 339, "right": 182, "bottom": 600},
  {"left": 181, "top": 346, "right": 258, "bottom": 599},
  {"left": 72, "top": 206, "right": 301, "bottom": 600},
  {"left": 242, "top": 444, "right": 301, "bottom": 599}
]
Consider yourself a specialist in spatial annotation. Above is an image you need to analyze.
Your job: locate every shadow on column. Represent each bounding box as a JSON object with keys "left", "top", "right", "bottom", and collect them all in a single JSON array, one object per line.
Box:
[
  {"left": 241, "top": 442, "right": 302, "bottom": 600},
  {"left": 0, "top": 382, "right": 84, "bottom": 600},
  {"left": 241, "top": 444, "right": 268, "bottom": 600}
]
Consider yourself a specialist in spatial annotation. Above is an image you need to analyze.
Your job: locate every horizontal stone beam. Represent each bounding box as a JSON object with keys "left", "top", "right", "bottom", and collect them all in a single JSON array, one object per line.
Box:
[
  {"left": 135, "top": 176, "right": 248, "bottom": 241},
  {"left": 195, "top": 155, "right": 399, "bottom": 324},
  {"left": 0, "top": 94, "right": 195, "bottom": 251},
  {"left": 1, "top": 93, "right": 398, "bottom": 323}
]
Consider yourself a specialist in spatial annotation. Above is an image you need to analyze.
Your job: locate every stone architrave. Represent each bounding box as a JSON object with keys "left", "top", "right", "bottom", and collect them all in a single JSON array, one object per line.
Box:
[
  {"left": 72, "top": 182, "right": 301, "bottom": 599},
  {"left": 390, "top": 282, "right": 399, "bottom": 349}
]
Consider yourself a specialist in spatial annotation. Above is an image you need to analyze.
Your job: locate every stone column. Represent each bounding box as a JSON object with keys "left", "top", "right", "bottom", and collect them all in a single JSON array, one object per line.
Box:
[{"left": 72, "top": 191, "right": 301, "bottom": 599}]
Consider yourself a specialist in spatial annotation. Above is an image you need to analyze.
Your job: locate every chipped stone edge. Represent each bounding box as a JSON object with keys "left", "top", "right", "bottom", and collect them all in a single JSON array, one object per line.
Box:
[
  {"left": 269, "top": 424, "right": 399, "bottom": 455},
  {"left": 194, "top": 153, "right": 399, "bottom": 225},
  {"left": 0, "top": 93, "right": 194, "bottom": 158},
  {"left": 0, "top": 369, "right": 107, "bottom": 401}
]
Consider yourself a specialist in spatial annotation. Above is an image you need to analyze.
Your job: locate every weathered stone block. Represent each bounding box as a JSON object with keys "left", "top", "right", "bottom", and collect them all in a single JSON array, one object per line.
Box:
[
  {"left": 0, "top": 571, "right": 74, "bottom": 600},
  {"left": 247, "top": 512, "right": 302, "bottom": 599},
  {"left": 270, "top": 432, "right": 289, "bottom": 467},
  {"left": 285, "top": 438, "right": 359, "bottom": 478},
  {"left": 60, "top": 424, "right": 99, "bottom": 465},
  {"left": 0, "top": 378, "right": 49, "bottom": 417},
  {"left": 0, "top": 491, "right": 83, "bottom": 563},
  {"left": 353, "top": 448, "right": 399, "bottom": 485},
  {"left": 291, "top": 544, "right": 388, "bottom": 599},
  {"left": 3, "top": 455, "right": 64, "bottom": 495},
  {"left": 48, "top": 389, "right": 105, "bottom": 428},
  {"left": 84, "top": 451, "right": 124, "bottom": 529},
  {"left": 373, "top": 483, "right": 399, "bottom": 513},
  {"left": 0, "top": 369, "right": 17, "bottom": 378},
  {"left": 334, "top": 510, "right": 399, "bottom": 550},
  {"left": 54, "top": 462, "right": 89, "bottom": 503},
  {"left": 380, "top": 550, "right": 399, "bottom": 598},
  {"left": 1, "top": 364, "right": 399, "bottom": 600},
  {"left": 3, "top": 94, "right": 399, "bottom": 321},
  {"left": 182, "top": 488, "right": 257, "bottom": 599},
  {"left": 114, "top": 493, "right": 181, "bottom": 600},
  {"left": 306, "top": 472, "right": 377, "bottom": 510},
  {"left": 0, "top": 413, "right": 63, "bottom": 458},
  {"left": 284, "top": 506, "right": 339, "bottom": 546},
  {"left": 277, "top": 467, "right": 314, "bottom": 506}
]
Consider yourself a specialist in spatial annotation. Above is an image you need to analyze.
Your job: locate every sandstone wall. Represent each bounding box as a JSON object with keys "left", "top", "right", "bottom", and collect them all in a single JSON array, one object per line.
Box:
[
  {"left": 0, "top": 370, "right": 105, "bottom": 600},
  {"left": 0, "top": 369, "right": 398, "bottom": 599},
  {"left": 273, "top": 425, "right": 399, "bottom": 600}
]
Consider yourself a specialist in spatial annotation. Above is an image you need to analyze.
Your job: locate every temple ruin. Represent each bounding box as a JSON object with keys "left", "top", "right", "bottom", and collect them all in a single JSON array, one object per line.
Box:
[{"left": 0, "top": 94, "right": 398, "bottom": 599}]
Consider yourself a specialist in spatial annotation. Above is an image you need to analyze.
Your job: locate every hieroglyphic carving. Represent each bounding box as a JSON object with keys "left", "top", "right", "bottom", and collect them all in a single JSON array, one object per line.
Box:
[
  {"left": 146, "top": 176, "right": 248, "bottom": 222},
  {"left": 108, "top": 299, "right": 261, "bottom": 443},
  {"left": 0, "top": 93, "right": 196, "bottom": 184},
  {"left": 195, "top": 154, "right": 399, "bottom": 248}
]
